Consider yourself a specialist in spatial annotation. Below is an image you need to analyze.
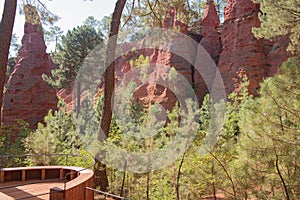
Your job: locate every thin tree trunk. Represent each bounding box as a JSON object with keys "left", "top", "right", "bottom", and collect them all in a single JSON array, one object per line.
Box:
[
  {"left": 120, "top": 161, "right": 127, "bottom": 197},
  {"left": 208, "top": 150, "right": 237, "bottom": 200},
  {"left": 176, "top": 151, "right": 187, "bottom": 200},
  {"left": 274, "top": 147, "right": 290, "bottom": 200},
  {"left": 94, "top": 0, "right": 127, "bottom": 191},
  {"left": 94, "top": 160, "right": 109, "bottom": 191},
  {"left": 146, "top": 173, "right": 150, "bottom": 200},
  {"left": 277, "top": 117, "right": 290, "bottom": 199},
  {"left": 0, "top": 0, "right": 17, "bottom": 124}
]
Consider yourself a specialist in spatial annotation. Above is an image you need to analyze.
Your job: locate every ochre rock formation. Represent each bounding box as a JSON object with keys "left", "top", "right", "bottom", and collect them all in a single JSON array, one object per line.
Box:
[
  {"left": 2, "top": 9, "right": 58, "bottom": 128},
  {"left": 59, "top": 0, "right": 290, "bottom": 113},
  {"left": 193, "top": 0, "right": 222, "bottom": 103},
  {"left": 163, "top": 8, "right": 188, "bottom": 34},
  {"left": 200, "top": 0, "right": 222, "bottom": 63},
  {"left": 218, "top": 0, "right": 289, "bottom": 95},
  {"left": 114, "top": 0, "right": 289, "bottom": 111},
  {"left": 116, "top": 33, "right": 198, "bottom": 111}
]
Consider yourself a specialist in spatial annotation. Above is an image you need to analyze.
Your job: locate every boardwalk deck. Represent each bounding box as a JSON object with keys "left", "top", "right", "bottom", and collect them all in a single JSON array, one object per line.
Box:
[{"left": 0, "top": 180, "right": 64, "bottom": 200}]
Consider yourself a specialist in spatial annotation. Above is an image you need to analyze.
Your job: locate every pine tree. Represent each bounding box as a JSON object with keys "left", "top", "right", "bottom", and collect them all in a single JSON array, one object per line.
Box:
[
  {"left": 237, "top": 58, "right": 300, "bottom": 199},
  {"left": 123, "top": 0, "right": 199, "bottom": 28},
  {"left": 24, "top": 101, "right": 82, "bottom": 166},
  {"left": 44, "top": 24, "right": 104, "bottom": 90},
  {"left": 44, "top": 25, "right": 63, "bottom": 51},
  {"left": 252, "top": 0, "right": 300, "bottom": 54}
]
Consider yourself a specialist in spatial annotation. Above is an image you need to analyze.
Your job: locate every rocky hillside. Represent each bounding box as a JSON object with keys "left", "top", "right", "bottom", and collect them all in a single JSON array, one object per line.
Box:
[{"left": 4, "top": 1, "right": 290, "bottom": 127}]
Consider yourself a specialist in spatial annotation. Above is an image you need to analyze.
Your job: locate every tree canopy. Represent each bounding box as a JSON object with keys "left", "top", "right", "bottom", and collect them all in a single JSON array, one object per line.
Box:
[
  {"left": 238, "top": 57, "right": 300, "bottom": 199},
  {"left": 252, "top": 0, "right": 300, "bottom": 54},
  {"left": 44, "top": 23, "right": 104, "bottom": 89},
  {"left": 123, "top": 0, "right": 226, "bottom": 29}
]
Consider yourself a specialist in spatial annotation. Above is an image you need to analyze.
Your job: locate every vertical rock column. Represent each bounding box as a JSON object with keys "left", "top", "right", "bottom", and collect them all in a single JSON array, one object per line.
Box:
[
  {"left": 218, "top": 0, "right": 266, "bottom": 94},
  {"left": 2, "top": 5, "right": 58, "bottom": 128},
  {"left": 194, "top": 0, "right": 222, "bottom": 102},
  {"left": 199, "top": 0, "right": 222, "bottom": 64}
]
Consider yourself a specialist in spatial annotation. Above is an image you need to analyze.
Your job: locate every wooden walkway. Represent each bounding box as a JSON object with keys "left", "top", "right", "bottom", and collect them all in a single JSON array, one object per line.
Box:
[{"left": 0, "top": 179, "right": 64, "bottom": 200}]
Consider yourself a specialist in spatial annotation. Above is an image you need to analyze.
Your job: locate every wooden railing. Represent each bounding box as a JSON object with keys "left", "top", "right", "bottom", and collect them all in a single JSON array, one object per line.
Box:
[
  {"left": 0, "top": 166, "right": 94, "bottom": 200},
  {"left": 86, "top": 187, "right": 130, "bottom": 200},
  {"left": 0, "top": 153, "right": 83, "bottom": 168}
]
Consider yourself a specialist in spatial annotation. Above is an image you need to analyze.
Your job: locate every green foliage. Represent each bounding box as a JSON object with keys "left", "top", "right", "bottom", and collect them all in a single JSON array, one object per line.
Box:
[
  {"left": 181, "top": 92, "right": 244, "bottom": 199},
  {"left": 0, "top": 120, "right": 30, "bottom": 167},
  {"left": 98, "top": 59, "right": 300, "bottom": 199},
  {"left": 24, "top": 101, "right": 83, "bottom": 166},
  {"left": 150, "top": 171, "right": 176, "bottom": 200},
  {"left": 99, "top": 15, "right": 112, "bottom": 38},
  {"left": 102, "top": 103, "right": 181, "bottom": 199},
  {"left": 190, "top": 0, "right": 226, "bottom": 20},
  {"left": 129, "top": 55, "right": 150, "bottom": 69},
  {"left": 76, "top": 92, "right": 104, "bottom": 148},
  {"left": 252, "top": 0, "right": 300, "bottom": 54},
  {"left": 20, "top": 2, "right": 60, "bottom": 25},
  {"left": 44, "top": 23, "right": 104, "bottom": 89},
  {"left": 123, "top": 0, "right": 226, "bottom": 33},
  {"left": 83, "top": 16, "right": 110, "bottom": 38},
  {"left": 237, "top": 57, "right": 300, "bottom": 198},
  {"left": 44, "top": 25, "right": 63, "bottom": 49},
  {"left": 123, "top": 0, "right": 198, "bottom": 28}
]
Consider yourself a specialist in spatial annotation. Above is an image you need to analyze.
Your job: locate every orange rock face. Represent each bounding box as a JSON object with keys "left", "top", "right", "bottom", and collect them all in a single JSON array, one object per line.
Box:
[
  {"left": 115, "top": 0, "right": 288, "bottom": 111},
  {"left": 218, "top": 0, "right": 289, "bottom": 95},
  {"left": 194, "top": 0, "right": 222, "bottom": 103},
  {"left": 2, "top": 23, "right": 58, "bottom": 128},
  {"left": 60, "top": 0, "right": 290, "bottom": 113},
  {"left": 200, "top": 0, "right": 221, "bottom": 63}
]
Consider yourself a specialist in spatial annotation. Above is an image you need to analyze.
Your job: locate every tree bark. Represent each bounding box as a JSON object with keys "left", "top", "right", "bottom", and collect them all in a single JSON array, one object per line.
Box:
[
  {"left": 0, "top": 0, "right": 17, "bottom": 124},
  {"left": 208, "top": 150, "right": 237, "bottom": 200},
  {"left": 274, "top": 146, "right": 290, "bottom": 200},
  {"left": 175, "top": 151, "right": 186, "bottom": 200},
  {"left": 146, "top": 173, "right": 150, "bottom": 200},
  {"left": 94, "top": 0, "right": 127, "bottom": 191},
  {"left": 120, "top": 161, "right": 127, "bottom": 197}
]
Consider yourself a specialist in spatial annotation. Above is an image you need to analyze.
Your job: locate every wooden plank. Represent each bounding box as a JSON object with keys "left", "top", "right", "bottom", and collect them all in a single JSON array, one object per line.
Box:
[
  {"left": 0, "top": 192, "right": 14, "bottom": 200},
  {"left": 21, "top": 170, "right": 26, "bottom": 181},
  {"left": 70, "top": 171, "right": 76, "bottom": 180},
  {"left": 50, "top": 187, "right": 65, "bottom": 200},
  {"left": 0, "top": 166, "right": 94, "bottom": 200},
  {"left": 42, "top": 169, "right": 46, "bottom": 180},
  {"left": 60, "top": 169, "right": 64, "bottom": 180},
  {"left": 0, "top": 171, "right": 4, "bottom": 183},
  {"left": 0, "top": 180, "right": 64, "bottom": 200}
]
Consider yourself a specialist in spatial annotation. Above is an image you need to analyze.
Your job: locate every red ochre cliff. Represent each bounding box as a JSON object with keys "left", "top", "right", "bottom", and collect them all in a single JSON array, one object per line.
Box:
[
  {"left": 113, "top": 0, "right": 289, "bottom": 111},
  {"left": 50, "top": 1, "right": 290, "bottom": 114},
  {"left": 2, "top": 6, "right": 58, "bottom": 128},
  {"left": 218, "top": 0, "right": 289, "bottom": 94},
  {"left": 60, "top": 0, "right": 289, "bottom": 112}
]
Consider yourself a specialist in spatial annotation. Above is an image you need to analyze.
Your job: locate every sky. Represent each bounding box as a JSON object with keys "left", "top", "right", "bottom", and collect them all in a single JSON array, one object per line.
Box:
[{"left": 0, "top": 0, "right": 117, "bottom": 52}]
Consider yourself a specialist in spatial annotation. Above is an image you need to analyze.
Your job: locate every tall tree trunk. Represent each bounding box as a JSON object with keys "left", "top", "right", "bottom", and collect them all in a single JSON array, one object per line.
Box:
[
  {"left": 120, "top": 161, "right": 127, "bottom": 197},
  {"left": 94, "top": 0, "right": 127, "bottom": 191},
  {"left": 176, "top": 151, "right": 187, "bottom": 200},
  {"left": 146, "top": 173, "right": 150, "bottom": 200},
  {"left": 0, "top": 0, "right": 17, "bottom": 124}
]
